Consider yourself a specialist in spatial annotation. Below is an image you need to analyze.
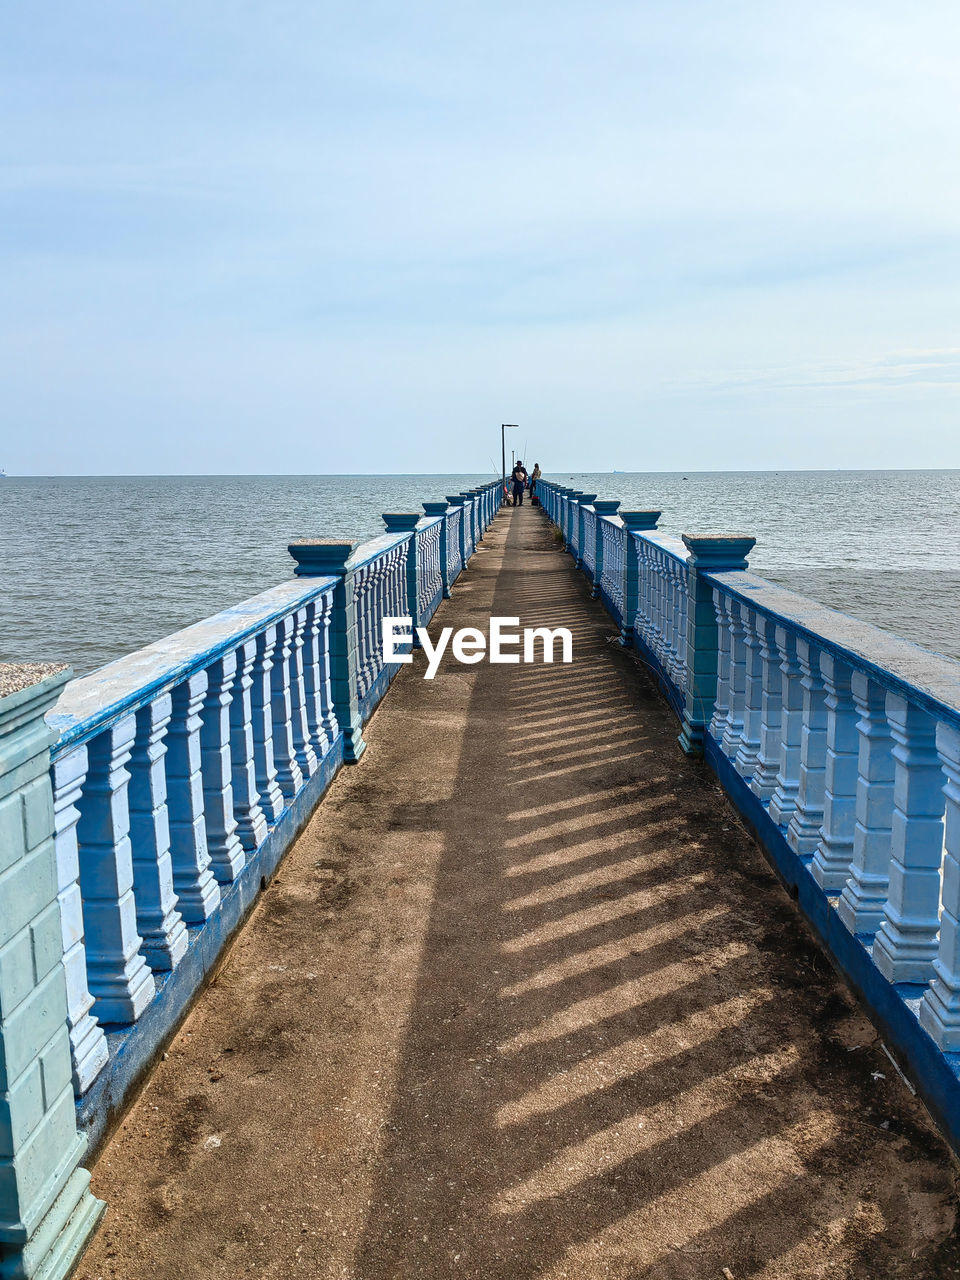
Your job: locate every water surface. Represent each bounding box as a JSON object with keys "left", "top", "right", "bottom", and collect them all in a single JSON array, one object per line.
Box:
[{"left": 1, "top": 470, "right": 957, "bottom": 674}]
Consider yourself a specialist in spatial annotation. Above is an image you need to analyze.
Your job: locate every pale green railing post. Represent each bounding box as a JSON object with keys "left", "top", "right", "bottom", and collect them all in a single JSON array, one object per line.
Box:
[
  {"left": 619, "top": 512, "right": 661, "bottom": 646},
  {"left": 0, "top": 664, "right": 105, "bottom": 1280},
  {"left": 287, "top": 542, "right": 366, "bottom": 762},
  {"left": 678, "top": 536, "right": 756, "bottom": 757},
  {"left": 382, "top": 514, "right": 422, "bottom": 644}
]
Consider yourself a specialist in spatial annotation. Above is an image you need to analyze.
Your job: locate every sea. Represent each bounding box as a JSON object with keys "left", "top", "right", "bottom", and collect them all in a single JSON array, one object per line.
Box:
[{"left": 1, "top": 471, "right": 958, "bottom": 676}]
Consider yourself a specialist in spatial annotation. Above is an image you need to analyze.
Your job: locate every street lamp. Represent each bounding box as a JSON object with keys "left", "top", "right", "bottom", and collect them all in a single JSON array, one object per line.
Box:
[{"left": 501, "top": 424, "right": 517, "bottom": 498}]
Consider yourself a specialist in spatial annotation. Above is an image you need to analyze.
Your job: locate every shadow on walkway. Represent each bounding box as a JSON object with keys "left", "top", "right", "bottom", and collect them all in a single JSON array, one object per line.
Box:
[
  {"left": 78, "top": 504, "right": 960, "bottom": 1280},
  {"left": 353, "top": 508, "right": 960, "bottom": 1280}
]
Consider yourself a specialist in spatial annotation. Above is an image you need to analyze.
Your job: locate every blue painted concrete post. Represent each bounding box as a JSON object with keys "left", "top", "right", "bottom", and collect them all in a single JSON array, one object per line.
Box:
[
  {"left": 678, "top": 536, "right": 756, "bottom": 757},
  {"left": 422, "top": 502, "right": 451, "bottom": 598},
  {"left": 574, "top": 495, "right": 597, "bottom": 570},
  {"left": 590, "top": 500, "right": 620, "bottom": 600},
  {"left": 619, "top": 512, "right": 661, "bottom": 646},
  {"left": 287, "top": 541, "right": 366, "bottom": 763},
  {"left": 446, "top": 496, "right": 469, "bottom": 569},
  {"left": 0, "top": 665, "right": 105, "bottom": 1280},
  {"left": 382, "top": 514, "right": 422, "bottom": 644}
]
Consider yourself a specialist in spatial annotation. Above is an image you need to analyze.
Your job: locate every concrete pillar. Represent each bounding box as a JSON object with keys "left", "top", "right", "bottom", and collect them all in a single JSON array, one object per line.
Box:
[
  {"left": 619, "top": 513, "right": 661, "bottom": 647},
  {"left": 0, "top": 664, "right": 105, "bottom": 1280},
  {"left": 590, "top": 501, "right": 620, "bottom": 600},
  {"left": 382, "top": 514, "right": 422, "bottom": 645},
  {"left": 288, "top": 541, "right": 367, "bottom": 763},
  {"left": 677, "top": 536, "right": 755, "bottom": 757}
]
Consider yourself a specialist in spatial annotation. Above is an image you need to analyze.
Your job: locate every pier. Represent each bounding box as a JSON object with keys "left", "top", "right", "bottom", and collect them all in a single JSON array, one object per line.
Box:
[{"left": 3, "top": 483, "right": 960, "bottom": 1278}]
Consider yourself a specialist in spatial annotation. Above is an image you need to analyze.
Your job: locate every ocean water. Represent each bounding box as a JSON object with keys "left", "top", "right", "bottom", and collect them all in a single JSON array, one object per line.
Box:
[{"left": 0, "top": 471, "right": 958, "bottom": 676}]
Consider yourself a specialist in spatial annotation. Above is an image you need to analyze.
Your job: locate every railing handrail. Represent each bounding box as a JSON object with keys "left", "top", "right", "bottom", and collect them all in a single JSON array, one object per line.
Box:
[
  {"left": 704, "top": 566, "right": 960, "bottom": 727},
  {"left": 47, "top": 575, "right": 338, "bottom": 754},
  {"left": 346, "top": 529, "right": 412, "bottom": 571},
  {"left": 635, "top": 529, "right": 689, "bottom": 563}
]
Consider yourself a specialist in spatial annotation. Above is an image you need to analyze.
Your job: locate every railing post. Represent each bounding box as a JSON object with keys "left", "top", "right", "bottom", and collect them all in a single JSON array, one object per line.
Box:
[
  {"left": 288, "top": 541, "right": 367, "bottom": 763},
  {"left": 677, "top": 537, "right": 756, "bottom": 757},
  {"left": 382, "top": 513, "right": 422, "bottom": 644},
  {"left": 422, "top": 502, "right": 451, "bottom": 597},
  {"left": 590, "top": 501, "right": 620, "bottom": 599},
  {"left": 619, "top": 512, "right": 661, "bottom": 647},
  {"left": 0, "top": 664, "right": 105, "bottom": 1280}
]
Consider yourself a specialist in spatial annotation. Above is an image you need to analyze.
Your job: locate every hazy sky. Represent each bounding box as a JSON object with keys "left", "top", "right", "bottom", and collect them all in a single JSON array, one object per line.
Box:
[{"left": 3, "top": 2, "right": 960, "bottom": 475}]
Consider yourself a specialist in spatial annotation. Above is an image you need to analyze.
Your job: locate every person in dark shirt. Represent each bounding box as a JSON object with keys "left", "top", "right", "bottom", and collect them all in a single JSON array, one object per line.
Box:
[{"left": 511, "top": 461, "right": 529, "bottom": 506}]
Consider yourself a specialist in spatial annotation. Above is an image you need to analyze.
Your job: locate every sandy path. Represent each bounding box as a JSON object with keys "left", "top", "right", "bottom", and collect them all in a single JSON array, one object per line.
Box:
[{"left": 78, "top": 502, "right": 960, "bottom": 1280}]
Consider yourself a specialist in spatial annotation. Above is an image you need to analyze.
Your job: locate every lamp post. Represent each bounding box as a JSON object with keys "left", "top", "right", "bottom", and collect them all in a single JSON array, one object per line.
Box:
[{"left": 501, "top": 423, "right": 517, "bottom": 500}]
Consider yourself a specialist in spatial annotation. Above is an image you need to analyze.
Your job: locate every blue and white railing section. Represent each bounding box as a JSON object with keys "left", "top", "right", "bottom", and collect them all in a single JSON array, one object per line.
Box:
[
  {"left": 55, "top": 481, "right": 499, "bottom": 1102},
  {"left": 536, "top": 476, "right": 960, "bottom": 1138},
  {"left": 701, "top": 567, "right": 960, "bottom": 1048},
  {"left": 47, "top": 577, "right": 343, "bottom": 1097},
  {"left": 0, "top": 478, "right": 501, "bottom": 1280}
]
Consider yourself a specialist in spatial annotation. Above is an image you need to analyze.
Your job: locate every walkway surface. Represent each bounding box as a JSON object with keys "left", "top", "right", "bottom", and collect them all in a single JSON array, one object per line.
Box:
[{"left": 78, "top": 504, "right": 960, "bottom": 1280}]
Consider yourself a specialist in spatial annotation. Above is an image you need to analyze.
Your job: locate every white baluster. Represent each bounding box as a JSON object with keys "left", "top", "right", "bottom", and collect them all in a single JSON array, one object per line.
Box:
[
  {"left": 52, "top": 746, "right": 109, "bottom": 1092},
  {"left": 75, "top": 716, "right": 156, "bottom": 1023},
  {"left": 786, "top": 637, "right": 828, "bottom": 859},
  {"left": 302, "top": 594, "right": 338, "bottom": 755},
  {"left": 251, "top": 626, "right": 285, "bottom": 822},
  {"left": 708, "top": 590, "right": 732, "bottom": 743},
  {"left": 200, "top": 653, "right": 245, "bottom": 883},
  {"left": 721, "top": 599, "right": 747, "bottom": 760},
  {"left": 872, "top": 694, "right": 945, "bottom": 984},
  {"left": 270, "top": 613, "right": 304, "bottom": 800},
  {"left": 837, "top": 672, "right": 895, "bottom": 937},
  {"left": 288, "top": 604, "right": 319, "bottom": 779},
  {"left": 128, "top": 695, "right": 189, "bottom": 966},
  {"left": 919, "top": 722, "right": 960, "bottom": 1048},
  {"left": 734, "top": 606, "right": 763, "bottom": 781},
  {"left": 166, "top": 674, "right": 221, "bottom": 922},
  {"left": 811, "top": 654, "right": 859, "bottom": 891},
  {"left": 768, "top": 626, "right": 803, "bottom": 828},
  {"left": 229, "top": 638, "right": 269, "bottom": 851},
  {"left": 751, "top": 615, "right": 783, "bottom": 802}
]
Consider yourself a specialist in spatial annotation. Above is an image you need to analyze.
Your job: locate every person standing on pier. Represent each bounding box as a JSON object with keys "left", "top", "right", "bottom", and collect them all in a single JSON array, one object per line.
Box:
[
  {"left": 529, "top": 462, "right": 541, "bottom": 499},
  {"left": 511, "top": 460, "right": 528, "bottom": 505}
]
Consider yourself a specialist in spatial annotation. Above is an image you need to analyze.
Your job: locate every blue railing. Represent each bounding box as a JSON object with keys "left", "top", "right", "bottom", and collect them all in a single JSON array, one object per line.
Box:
[
  {"left": 536, "top": 475, "right": 960, "bottom": 1155},
  {"left": 0, "top": 479, "right": 501, "bottom": 1280}
]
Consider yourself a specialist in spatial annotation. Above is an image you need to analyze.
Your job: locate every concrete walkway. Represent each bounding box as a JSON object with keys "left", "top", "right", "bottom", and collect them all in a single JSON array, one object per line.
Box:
[{"left": 78, "top": 504, "right": 959, "bottom": 1280}]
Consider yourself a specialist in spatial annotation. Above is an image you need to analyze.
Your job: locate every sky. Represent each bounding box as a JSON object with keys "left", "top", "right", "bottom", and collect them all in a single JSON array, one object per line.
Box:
[{"left": 2, "top": 1, "right": 960, "bottom": 475}]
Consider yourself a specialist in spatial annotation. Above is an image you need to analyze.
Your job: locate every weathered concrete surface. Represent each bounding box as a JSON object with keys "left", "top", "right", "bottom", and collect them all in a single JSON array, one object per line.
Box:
[{"left": 77, "top": 504, "right": 960, "bottom": 1280}]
